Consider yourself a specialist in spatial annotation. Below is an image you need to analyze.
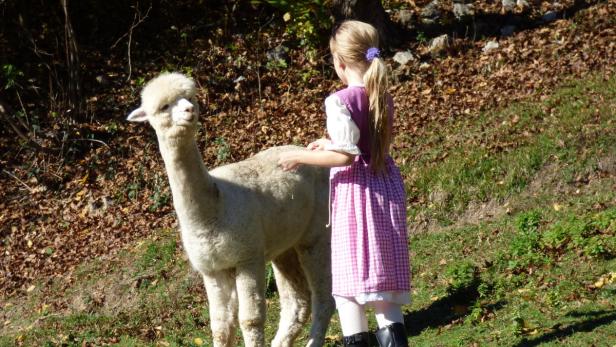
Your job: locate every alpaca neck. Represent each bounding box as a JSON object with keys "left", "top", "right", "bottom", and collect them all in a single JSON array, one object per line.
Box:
[{"left": 158, "top": 135, "right": 219, "bottom": 229}]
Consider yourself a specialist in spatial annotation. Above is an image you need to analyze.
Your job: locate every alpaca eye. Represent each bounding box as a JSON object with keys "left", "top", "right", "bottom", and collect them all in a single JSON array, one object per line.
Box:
[{"left": 161, "top": 104, "right": 170, "bottom": 111}]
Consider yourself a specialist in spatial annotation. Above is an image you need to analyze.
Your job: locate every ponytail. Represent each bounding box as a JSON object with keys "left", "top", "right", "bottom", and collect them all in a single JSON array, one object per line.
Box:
[
  {"left": 330, "top": 20, "right": 391, "bottom": 173},
  {"left": 363, "top": 56, "right": 390, "bottom": 173}
]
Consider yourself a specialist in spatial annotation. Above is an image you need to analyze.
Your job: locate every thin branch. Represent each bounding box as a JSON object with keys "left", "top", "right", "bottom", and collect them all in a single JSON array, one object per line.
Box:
[
  {"left": 110, "top": 3, "right": 151, "bottom": 82},
  {"left": 69, "top": 138, "right": 110, "bottom": 148},
  {"left": 15, "top": 90, "right": 30, "bottom": 128},
  {"left": 0, "top": 99, "right": 41, "bottom": 148},
  {"left": 2, "top": 170, "right": 34, "bottom": 193}
]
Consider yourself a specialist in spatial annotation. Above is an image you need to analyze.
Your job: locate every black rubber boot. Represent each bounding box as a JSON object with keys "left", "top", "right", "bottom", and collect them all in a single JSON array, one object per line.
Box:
[
  {"left": 343, "top": 331, "right": 372, "bottom": 347},
  {"left": 375, "top": 322, "right": 408, "bottom": 347}
]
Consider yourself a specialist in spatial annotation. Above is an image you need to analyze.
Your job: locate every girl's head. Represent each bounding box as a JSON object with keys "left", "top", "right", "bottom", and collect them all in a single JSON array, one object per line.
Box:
[{"left": 330, "top": 20, "right": 391, "bottom": 172}]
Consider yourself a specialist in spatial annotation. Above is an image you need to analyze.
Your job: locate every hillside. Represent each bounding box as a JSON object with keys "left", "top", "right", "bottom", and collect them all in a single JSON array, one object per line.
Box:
[{"left": 1, "top": 0, "right": 615, "bottom": 345}]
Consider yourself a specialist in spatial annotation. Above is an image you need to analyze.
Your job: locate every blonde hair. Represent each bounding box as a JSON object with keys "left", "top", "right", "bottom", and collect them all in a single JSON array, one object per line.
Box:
[{"left": 330, "top": 20, "right": 390, "bottom": 173}]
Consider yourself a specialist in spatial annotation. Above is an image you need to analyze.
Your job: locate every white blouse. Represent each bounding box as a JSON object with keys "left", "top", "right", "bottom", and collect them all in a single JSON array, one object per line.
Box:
[{"left": 324, "top": 94, "right": 361, "bottom": 155}]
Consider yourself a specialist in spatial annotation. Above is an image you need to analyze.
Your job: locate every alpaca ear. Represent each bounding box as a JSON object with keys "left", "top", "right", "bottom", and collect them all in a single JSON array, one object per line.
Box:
[{"left": 127, "top": 107, "right": 148, "bottom": 122}]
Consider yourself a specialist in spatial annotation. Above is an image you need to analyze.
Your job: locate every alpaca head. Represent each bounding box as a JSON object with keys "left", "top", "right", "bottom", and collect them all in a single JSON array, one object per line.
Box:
[{"left": 127, "top": 72, "right": 199, "bottom": 140}]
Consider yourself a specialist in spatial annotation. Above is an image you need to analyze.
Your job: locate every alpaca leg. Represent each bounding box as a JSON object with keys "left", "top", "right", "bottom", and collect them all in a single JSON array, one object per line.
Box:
[
  {"left": 271, "top": 249, "right": 311, "bottom": 347},
  {"left": 297, "top": 239, "right": 335, "bottom": 347},
  {"left": 235, "top": 260, "right": 267, "bottom": 347},
  {"left": 203, "top": 271, "right": 239, "bottom": 347}
]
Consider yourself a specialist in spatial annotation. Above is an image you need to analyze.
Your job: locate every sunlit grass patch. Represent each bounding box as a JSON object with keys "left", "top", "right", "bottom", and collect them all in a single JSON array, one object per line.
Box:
[{"left": 399, "top": 74, "right": 616, "bottom": 229}]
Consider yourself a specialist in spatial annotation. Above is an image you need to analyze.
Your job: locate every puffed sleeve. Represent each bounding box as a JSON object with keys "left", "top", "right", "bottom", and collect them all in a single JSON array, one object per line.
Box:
[{"left": 324, "top": 94, "right": 361, "bottom": 155}]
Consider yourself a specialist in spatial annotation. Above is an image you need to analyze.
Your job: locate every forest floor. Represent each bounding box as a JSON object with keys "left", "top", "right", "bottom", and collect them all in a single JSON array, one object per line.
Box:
[{"left": 1, "top": 0, "right": 615, "bottom": 346}]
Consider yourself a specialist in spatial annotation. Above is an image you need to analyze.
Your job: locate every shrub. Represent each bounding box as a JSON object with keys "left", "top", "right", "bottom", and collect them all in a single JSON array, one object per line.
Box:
[
  {"left": 445, "top": 261, "right": 478, "bottom": 294},
  {"left": 251, "top": 0, "right": 331, "bottom": 49}
]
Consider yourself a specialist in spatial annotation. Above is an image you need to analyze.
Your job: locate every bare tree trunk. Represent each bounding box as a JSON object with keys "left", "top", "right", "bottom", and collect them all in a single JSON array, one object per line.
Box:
[
  {"left": 331, "top": 0, "right": 398, "bottom": 47},
  {"left": 60, "top": 0, "right": 83, "bottom": 121}
]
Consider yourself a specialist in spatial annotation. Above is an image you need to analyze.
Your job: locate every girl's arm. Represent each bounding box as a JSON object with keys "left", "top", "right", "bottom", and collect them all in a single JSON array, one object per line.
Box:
[
  {"left": 307, "top": 138, "right": 331, "bottom": 151},
  {"left": 278, "top": 150, "right": 354, "bottom": 171}
]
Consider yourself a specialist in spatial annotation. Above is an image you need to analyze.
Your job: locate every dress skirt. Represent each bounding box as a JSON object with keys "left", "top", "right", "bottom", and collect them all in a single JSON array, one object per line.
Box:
[{"left": 330, "top": 155, "right": 411, "bottom": 305}]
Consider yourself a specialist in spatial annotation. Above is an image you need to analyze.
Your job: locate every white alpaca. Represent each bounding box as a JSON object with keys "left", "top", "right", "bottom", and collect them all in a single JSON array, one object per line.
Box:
[{"left": 127, "top": 73, "right": 334, "bottom": 347}]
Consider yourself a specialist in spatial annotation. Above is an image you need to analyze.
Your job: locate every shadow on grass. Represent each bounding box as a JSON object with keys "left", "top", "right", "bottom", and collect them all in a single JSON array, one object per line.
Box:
[
  {"left": 403, "top": 281, "right": 505, "bottom": 336},
  {"left": 513, "top": 309, "right": 616, "bottom": 347}
]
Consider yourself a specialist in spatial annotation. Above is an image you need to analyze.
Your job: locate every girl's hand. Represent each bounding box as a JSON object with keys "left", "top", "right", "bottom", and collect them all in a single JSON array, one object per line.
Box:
[
  {"left": 278, "top": 152, "right": 302, "bottom": 171},
  {"left": 307, "top": 138, "right": 331, "bottom": 151}
]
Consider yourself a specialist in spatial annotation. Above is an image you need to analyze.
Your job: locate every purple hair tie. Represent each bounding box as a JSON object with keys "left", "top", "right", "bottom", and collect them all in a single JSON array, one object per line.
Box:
[{"left": 366, "top": 47, "right": 380, "bottom": 61}]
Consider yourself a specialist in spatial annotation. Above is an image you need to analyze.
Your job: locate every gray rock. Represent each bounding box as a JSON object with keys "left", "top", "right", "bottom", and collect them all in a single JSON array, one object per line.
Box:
[
  {"left": 398, "top": 9, "right": 414, "bottom": 28},
  {"left": 95, "top": 75, "right": 109, "bottom": 86},
  {"left": 453, "top": 3, "right": 474, "bottom": 20},
  {"left": 429, "top": 34, "right": 449, "bottom": 55},
  {"left": 266, "top": 45, "right": 288, "bottom": 62},
  {"left": 542, "top": 11, "right": 559, "bottom": 22},
  {"left": 502, "top": 0, "right": 516, "bottom": 11},
  {"left": 482, "top": 40, "right": 500, "bottom": 53},
  {"left": 517, "top": 0, "right": 530, "bottom": 10},
  {"left": 421, "top": 0, "right": 441, "bottom": 22},
  {"left": 500, "top": 25, "right": 516, "bottom": 37},
  {"left": 393, "top": 51, "right": 415, "bottom": 66}
]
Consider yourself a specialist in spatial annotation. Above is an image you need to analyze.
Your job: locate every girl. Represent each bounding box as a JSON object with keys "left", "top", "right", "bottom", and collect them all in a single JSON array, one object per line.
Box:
[{"left": 278, "top": 20, "right": 410, "bottom": 347}]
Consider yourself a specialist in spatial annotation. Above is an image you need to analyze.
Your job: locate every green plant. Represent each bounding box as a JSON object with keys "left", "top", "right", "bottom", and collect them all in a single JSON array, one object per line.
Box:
[
  {"left": 583, "top": 236, "right": 607, "bottom": 258},
  {"left": 501, "top": 211, "right": 547, "bottom": 272},
  {"left": 149, "top": 190, "right": 170, "bottom": 212},
  {"left": 301, "top": 67, "right": 318, "bottom": 82},
  {"left": 592, "top": 207, "right": 616, "bottom": 231},
  {"left": 148, "top": 174, "right": 171, "bottom": 212},
  {"left": 416, "top": 31, "right": 428, "bottom": 44},
  {"left": 126, "top": 182, "right": 141, "bottom": 200},
  {"left": 465, "top": 301, "right": 485, "bottom": 325},
  {"left": 2, "top": 63, "right": 24, "bottom": 90},
  {"left": 138, "top": 238, "right": 177, "bottom": 273},
  {"left": 541, "top": 221, "right": 570, "bottom": 250},
  {"left": 545, "top": 287, "right": 563, "bottom": 308},
  {"left": 444, "top": 261, "right": 478, "bottom": 293},
  {"left": 515, "top": 210, "right": 541, "bottom": 234},
  {"left": 182, "top": 66, "right": 194, "bottom": 77},
  {"left": 252, "top": 0, "right": 331, "bottom": 49},
  {"left": 266, "top": 57, "right": 288, "bottom": 70},
  {"left": 538, "top": 210, "right": 615, "bottom": 258},
  {"left": 135, "top": 76, "right": 146, "bottom": 87},
  {"left": 214, "top": 137, "right": 231, "bottom": 162},
  {"left": 104, "top": 121, "right": 119, "bottom": 134}
]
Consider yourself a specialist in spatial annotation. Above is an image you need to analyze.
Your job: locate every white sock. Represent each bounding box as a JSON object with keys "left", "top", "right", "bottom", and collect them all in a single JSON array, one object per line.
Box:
[
  {"left": 337, "top": 300, "right": 369, "bottom": 336},
  {"left": 372, "top": 301, "right": 404, "bottom": 328}
]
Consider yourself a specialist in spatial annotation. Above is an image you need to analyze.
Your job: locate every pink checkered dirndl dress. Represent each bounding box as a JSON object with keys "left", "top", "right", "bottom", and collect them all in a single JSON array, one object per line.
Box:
[{"left": 328, "top": 87, "right": 411, "bottom": 305}]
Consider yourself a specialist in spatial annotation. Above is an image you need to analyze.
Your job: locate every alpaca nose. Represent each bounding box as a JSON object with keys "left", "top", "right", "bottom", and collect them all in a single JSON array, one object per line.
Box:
[{"left": 184, "top": 105, "right": 193, "bottom": 113}]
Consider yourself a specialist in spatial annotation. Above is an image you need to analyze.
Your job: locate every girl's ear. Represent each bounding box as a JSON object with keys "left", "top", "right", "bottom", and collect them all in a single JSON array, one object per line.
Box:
[
  {"left": 334, "top": 55, "right": 345, "bottom": 70},
  {"left": 127, "top": 107, "right": 149, "bottom": 122}
]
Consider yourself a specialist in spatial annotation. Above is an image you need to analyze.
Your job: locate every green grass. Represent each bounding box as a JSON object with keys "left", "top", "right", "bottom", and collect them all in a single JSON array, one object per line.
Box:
[
  {"left": 1, "top": 74, "right": 615, "bottom": 346},
  {"left": 399, "top": 73, "right": 616, "bottom": 346},
  {"left": 399, "top": 74, "right": 616, "bottom": 227},
  {"left": 406, "top": 207, "right": 616, "bottom": 346}
]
